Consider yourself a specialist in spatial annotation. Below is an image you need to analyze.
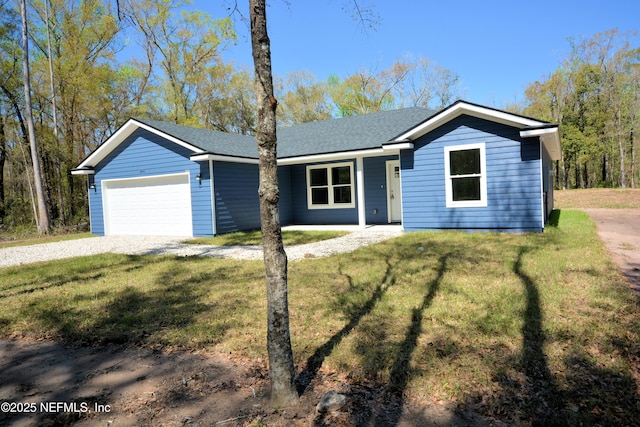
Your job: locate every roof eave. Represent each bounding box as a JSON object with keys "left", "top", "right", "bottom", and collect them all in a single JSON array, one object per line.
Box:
[
  {"left": 70, "top": 167, "right": 95, "bottom": 175},
  {"left": 520, "top": 126, "right": 562, "bottom": 160},
  {"left": 382, "top": 140, "right": 414, "bottom": 150},
  {"left": 277, "top": 147, "right": 392, "bottom": 165},
  {"left": 75, "top": 119, "right": 205, "bottom": 170},
  {"left": 190, "top": 153, "right": 259, "bottom": 164},
  {"left": 391, "top": 100, "right": 546, "bottom": 142}
]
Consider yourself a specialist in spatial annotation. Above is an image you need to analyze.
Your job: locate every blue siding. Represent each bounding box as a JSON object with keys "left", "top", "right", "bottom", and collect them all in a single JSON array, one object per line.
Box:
[
  {"left": 90, "top": 129, "right": 213, "bottom": 236},
  {"left": 87, "top": 178, "right": 104, "bottom": 235},
  {"left": 213, "top": 161, "right": 261, "bottom": 234},
  {"left": 212, "top": 164, "right": 293, "bottom": 234},
  {"left": 192, "top": 162, "right": 213, "bottom": 236},
  {"left": 541, "top": 144, "right": 554, "bottom": 222},
  {"left": 278, "top": 166, "right": 294, "bottom": 226},
  {"left": 401, "top": 115, "right": 543, "bottom": 232}
]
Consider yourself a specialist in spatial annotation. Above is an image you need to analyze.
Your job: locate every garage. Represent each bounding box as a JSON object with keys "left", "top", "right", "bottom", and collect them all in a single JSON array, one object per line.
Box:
[{"left": 102, "top": 173, "right": 193, "bottom": 236}]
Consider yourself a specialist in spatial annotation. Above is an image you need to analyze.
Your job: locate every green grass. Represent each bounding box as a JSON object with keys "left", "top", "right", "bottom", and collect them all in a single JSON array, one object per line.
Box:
[
  {"left": 183, "top": 229, "right": 348, "bottom": 246},
  {"left": 1, "top": 210, "right": 639, "bottom": 425},
  {"left": 0, "top": 232, "right": 95, "bottom": 249}
]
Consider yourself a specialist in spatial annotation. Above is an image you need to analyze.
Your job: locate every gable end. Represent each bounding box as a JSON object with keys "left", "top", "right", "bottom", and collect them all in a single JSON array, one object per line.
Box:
[{"left": 72, "top": 119, "right": 205, "bottom": 174}]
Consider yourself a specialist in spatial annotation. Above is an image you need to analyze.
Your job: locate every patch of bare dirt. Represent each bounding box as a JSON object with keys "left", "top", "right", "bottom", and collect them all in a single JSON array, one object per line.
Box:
[
  {"left": 0, "top": 338, "right": 487, "bottom": 427},
  {"left": 555, "top": 188, "right": 640, "bottom": 209},
  {"left": 584, "top": 208, "right": 640, "bottom": 294}
]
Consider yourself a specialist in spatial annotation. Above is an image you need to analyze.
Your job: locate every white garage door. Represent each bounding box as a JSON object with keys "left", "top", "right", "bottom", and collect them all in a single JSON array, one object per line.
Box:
[{"left": 103, "top": 173, "right": 193, "bottom": 236}]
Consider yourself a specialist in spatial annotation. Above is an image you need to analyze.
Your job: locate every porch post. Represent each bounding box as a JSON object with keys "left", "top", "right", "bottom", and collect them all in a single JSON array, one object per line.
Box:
[
  {"left": 356, "top": 156, "right": 366, "bottom": 229},
  {"left": 209, "top": 159, "right": 217, "bottom": 236}
]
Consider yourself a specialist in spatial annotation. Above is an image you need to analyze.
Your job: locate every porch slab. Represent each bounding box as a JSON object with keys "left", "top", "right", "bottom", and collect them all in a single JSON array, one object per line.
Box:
[{"left": 282, "top": 224, "right": 403, "bottom": 232}]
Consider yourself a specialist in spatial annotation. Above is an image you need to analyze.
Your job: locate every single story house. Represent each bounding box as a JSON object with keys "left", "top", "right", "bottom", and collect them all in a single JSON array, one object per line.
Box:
[{"left": 72, "top": 101, "right": 561, "bottom": 236}]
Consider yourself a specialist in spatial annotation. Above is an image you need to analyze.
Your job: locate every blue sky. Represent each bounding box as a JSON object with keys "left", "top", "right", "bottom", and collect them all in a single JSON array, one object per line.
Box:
[{"left": 199, "top": 1, "right": 638, "bottom": 108}]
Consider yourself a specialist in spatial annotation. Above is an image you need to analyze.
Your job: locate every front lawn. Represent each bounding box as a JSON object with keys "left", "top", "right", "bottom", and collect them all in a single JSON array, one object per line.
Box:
[
  {"left": 1, "top": 210, "right": 638, "bottom": 425},
  {"left": 0, "top": 232, "right": 94, "bottom": 249}
]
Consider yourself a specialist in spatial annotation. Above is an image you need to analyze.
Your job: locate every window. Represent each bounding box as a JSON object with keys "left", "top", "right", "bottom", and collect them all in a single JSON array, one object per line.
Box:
[
  {"left": 444, "top": 143, "right": 487, "bottom": 208},
  {"left": 306, "top": 162, "right": 355, "bottom": 209}
]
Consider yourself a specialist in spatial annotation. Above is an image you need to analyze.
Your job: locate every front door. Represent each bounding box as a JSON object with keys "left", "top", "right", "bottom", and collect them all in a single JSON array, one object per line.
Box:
[{"left": 386, "top": 160, "right": 402, "bottom": 223}]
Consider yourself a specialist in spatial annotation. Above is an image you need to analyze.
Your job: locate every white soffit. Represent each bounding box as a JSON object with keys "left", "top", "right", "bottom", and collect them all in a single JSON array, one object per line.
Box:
[
  {"left": 520, "top": 127, "right": 562, "bottom": 160},
  {"left": 190, "top": 153, "right": 259, "bottom": 164},
  {"left": 277, "top": 148, "right": 389, "bottom": 165},
  {"left": 382, "top": 142, "right": 414, "bottom": 150}
]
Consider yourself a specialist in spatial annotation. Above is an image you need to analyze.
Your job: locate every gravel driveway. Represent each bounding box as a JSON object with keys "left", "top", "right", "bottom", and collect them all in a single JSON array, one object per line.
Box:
[{"left": 0, "top": 228, "right": 403, "bottom": 268}]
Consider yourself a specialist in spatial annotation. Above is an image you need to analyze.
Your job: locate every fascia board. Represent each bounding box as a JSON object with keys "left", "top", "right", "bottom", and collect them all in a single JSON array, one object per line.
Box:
[
  {"left": 190, "top": 153, "right": 259, "bottom": 164},
  {"left": 75, "top": 119, "right": 205, "bottom": 169},
  {"left": 277, "top": 148, "right": 388, "bottom": 165},
  {"left": 70, "top": 168, "right": 95, "bottom": 175},
  {"left": 382, "top": 142, "right": 414, "bottom": 150},
  {"left": 519, "top": 126, "right": 557, "bottom": 138}
]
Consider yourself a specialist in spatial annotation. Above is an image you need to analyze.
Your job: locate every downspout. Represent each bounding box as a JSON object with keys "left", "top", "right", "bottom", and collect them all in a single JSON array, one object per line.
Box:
[{"left": 209, "top": 160, "right": 217, "bottom": 236}]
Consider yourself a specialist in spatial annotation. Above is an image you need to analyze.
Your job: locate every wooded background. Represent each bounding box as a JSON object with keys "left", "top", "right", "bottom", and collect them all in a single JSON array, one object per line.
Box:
[{"left": 1, "top": 0, "right": 638, "bottom": 233}]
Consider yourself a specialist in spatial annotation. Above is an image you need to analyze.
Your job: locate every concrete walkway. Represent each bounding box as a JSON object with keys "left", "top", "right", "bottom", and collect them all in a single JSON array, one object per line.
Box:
[{"left": 0, "top": 226, "right": 403, "bottom": 268}]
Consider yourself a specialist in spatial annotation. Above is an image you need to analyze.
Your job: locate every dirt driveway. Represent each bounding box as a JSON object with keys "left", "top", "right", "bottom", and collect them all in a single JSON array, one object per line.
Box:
[
  {"left": 584, "top": 208, "right": 640, "bottom": 294},
  {"left": 0, "top": 340, "right": 468, "bottom": 427}
]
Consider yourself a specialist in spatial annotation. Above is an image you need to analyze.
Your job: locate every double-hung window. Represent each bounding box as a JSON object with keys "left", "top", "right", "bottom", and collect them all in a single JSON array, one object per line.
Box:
[
  {"left": 306, "top": 162, "right": 355, "bottom": 209},
  {"left": 444, "top": 143, "right": 487, "bottom": 208}
]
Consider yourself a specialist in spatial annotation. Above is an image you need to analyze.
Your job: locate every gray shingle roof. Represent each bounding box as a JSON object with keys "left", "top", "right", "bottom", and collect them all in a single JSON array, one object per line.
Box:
[
  {"left": 135, "top": 107, "right": 433, "bottom": 160},
  {"left": 277, "top": 107, "right": 433, "bottom": 158},
  {"left": 135, "top": 118, "right": 259, "bottom": 159}
]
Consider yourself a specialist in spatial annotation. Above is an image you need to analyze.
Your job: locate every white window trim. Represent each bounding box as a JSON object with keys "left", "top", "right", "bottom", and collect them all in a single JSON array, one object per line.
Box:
[
  {"left": 444, "top": 143, "right": 487, "bottom": 208},
  {"left": 306, "top": 162, "right": 356, "bottom": 209}
]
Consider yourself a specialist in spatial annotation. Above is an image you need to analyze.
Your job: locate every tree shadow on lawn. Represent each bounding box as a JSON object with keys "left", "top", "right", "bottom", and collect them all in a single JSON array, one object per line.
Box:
[
  {"left": 0, "top": 257, "right": 117, "bottom": 299},
  {"left": 295, "top": 255, "right": 396, "bottom": 395},
  {"left": 366, "top": 253, "right": 450, "bottom": 427},
  {"left": 303, "top": 236, "right": 455, "bottom": 426},
  {"left": 513, "top": 246, "right": 567, "bottom": 424},
  {"left": 457, "top": 245, "right": 640, "bottom": 426},
  {"left": 307, "top": 223, "right": 640, "bottom": 426},
  {"left": 8, "top": 255, "right": 236, "bottom": 346}
]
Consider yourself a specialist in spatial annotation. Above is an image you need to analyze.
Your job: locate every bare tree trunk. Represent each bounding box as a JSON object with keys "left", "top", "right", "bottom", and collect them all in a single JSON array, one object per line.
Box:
[
  {"left": 17, "top": 137, "right": 39, "bottom": 229},
  {"left": 632, "top": 79, "right": 638, "bottom": 188},
  {"left": 0, "top": 84, "right": 37, "bottom": 224},
  {"left": 21, "top": 0, "right": 51, "bottom": 234},
  {"left": 632, "top": 127, "right": 636, "bottom": 188},
  {"left": 44, "top": 0, "right": 66, "bottom": 224},
  {"left": 0, "top": 114, "right": 6, "bottom": 222},
  {"left": 249, "top": 0, "right": 298, "bottom": 407}
]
